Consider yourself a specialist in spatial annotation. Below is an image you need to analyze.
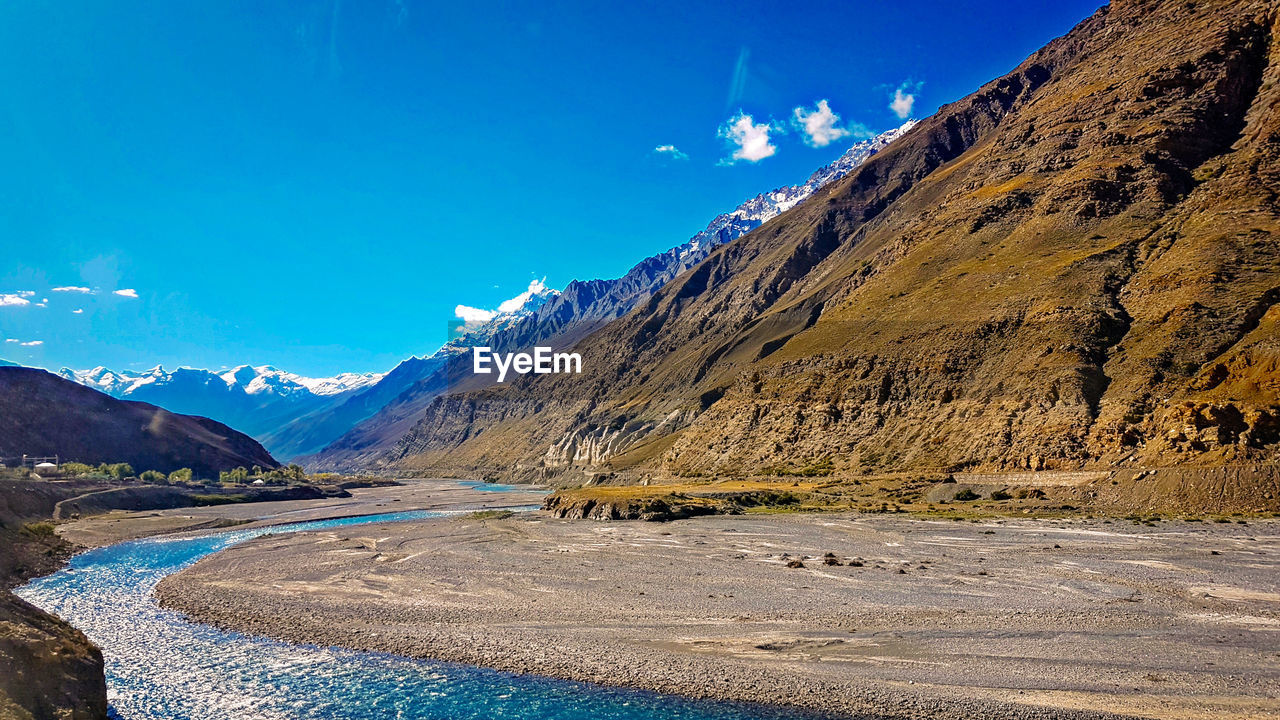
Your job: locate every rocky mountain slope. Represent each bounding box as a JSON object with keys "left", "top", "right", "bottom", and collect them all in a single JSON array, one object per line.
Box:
[
  {"left": 306, "top": 124, "right": 915, "bottom": 470},
  {"left": 382, "top": 0, "right": 1280, "bottom": 488},
  {"left": 261, "top": 280, "right": 560, "bottom": 460},
  {"left": 0, "top": 367, "right": 279, "bottom": 477},
  {"left": 56, "top": 365, "right": 381, "bottom": 459}
]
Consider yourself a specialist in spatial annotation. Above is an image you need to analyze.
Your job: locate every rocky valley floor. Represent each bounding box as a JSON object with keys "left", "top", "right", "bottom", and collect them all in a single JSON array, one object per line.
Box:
[
  {"left": 54, "top": 479, "right": 548, "bottom": 548},
  {"left": 155, "top": 508, "right": 1280, "bottom": 720}
]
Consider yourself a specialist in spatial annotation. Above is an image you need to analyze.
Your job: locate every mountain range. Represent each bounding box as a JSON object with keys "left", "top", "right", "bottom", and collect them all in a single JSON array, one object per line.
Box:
[
  {"left": 300, "top": 122, "right": 916, "bottom": 469},
  {"left": 55, "top": 365, "right": 381, "bottom": 457},
  {"left": 55, "top": 123, "right": 912, "bottom": 463},
  {"left": 0, "top": 367, "right": 277, "bottom": 477},
  {"left": 357, "top": 0, "right": 1280, "bottom": 488}
]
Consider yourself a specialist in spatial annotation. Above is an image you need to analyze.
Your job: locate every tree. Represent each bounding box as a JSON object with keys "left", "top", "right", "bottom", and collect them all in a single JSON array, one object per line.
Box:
[
  {"left": 139, "top": 470, "right": 166, "bottom": 484},
  {"left": 60, "top": 462, "right": 94, "bottom": 476},
  {"left": 106, "top": 463, "right": 134, "bottom": 480},
  {"left": 168, "top": 468, "right": 193, "bottom": 484}
]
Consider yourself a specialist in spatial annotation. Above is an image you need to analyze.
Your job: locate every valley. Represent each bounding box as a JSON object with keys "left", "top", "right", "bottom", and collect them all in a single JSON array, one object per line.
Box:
[{"left": 3, "top": 0, "right": 1279, "bottom": 718}]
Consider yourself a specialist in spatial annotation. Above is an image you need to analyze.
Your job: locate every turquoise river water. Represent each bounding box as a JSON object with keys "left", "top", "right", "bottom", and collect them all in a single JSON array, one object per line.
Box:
[{"left": 16, "top": 488, "right": 820, "bottom": 720}]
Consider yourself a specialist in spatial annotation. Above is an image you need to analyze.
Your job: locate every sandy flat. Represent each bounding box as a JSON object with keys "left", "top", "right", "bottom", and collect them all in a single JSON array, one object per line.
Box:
[
  {"left": 56, "top": 479, "right": 548, "bottom": 547},
  {"left": 155, "top": 509, "right": 1280, "bottom": 719}
]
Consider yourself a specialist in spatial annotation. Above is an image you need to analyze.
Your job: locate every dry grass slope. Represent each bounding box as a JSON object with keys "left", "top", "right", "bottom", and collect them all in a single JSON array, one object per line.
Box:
[{"left": 388, "top": 0, "right": 1279, "bottom": 513}]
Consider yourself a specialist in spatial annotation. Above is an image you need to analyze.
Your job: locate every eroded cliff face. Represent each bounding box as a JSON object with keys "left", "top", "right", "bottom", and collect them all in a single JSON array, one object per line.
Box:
[{"left": 390, "top": 0, "right": 1280, "bottom": 491}]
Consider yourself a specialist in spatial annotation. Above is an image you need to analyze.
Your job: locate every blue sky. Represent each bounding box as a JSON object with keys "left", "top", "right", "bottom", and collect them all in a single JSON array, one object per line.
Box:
[{"left": 0, "top": 1, "right": 1102, "bottom": 377}]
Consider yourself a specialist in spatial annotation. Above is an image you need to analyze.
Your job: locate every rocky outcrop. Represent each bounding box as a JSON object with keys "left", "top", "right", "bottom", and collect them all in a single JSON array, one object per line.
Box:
[
  {"left": 382, "top": 0, "right": 1280, "bottom": 506},
  {"left": 542, "top": 492, "right": 723, "bottom": 521},
  {"left": 0, "top": 594, "right": 106, "bottom": 720}
]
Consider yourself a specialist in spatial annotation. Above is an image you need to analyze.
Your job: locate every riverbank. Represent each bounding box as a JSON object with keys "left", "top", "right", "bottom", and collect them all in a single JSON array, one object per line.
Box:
[
  {"left": 56, "top": 478, "right": 547, "bottom": 547},
  {"left": 6, "top": 478, "right": 546, "bottom": 720},
  {"left": 156, "top": 511, "right": 1280, "bottom": 720},
  {"left": 0, "top": 479, "right": 109, "bottom": 720}
]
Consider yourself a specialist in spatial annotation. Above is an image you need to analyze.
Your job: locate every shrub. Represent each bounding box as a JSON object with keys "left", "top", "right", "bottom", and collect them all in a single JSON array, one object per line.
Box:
[
  {"left": 20, "top": 521, "right": 57, "bottom": 538},
  {"left": 139, "top": 470, "right": 167, "bottom": 484},
  {"left": 59, "top": 462, "right": 96, "bottom": 476},
  {"left": 954, "top": 488, "right": 980, "bottom": 501},
  {"left": 167, "top": 468, "right": 193, "bottom": 484},
  {"left": 98, "top": 463, "right": 133, "bottom": 480},
  {"left": 990, "top": 489, "right": 1012, "bottom": 501}
]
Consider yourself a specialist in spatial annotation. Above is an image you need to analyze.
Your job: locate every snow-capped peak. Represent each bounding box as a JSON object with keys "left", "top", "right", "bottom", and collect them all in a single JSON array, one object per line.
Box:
[
  {"left": 496, "top": 278, "right": 556, "bottom": 315},
  {"left": 455, "top": 278, "right": 560, "bottom": 327},
  {"left": 63, "top": 364, "right": 384, "bottom": 400},
  {"left": 432, "top": 121, "right": 916, "bottom": 360},
  {"left": 673, "top": 120, "right": 916, "bottom": 263},
  {"left": 221, "top": 365, "right": 385, "bottom": 397}
]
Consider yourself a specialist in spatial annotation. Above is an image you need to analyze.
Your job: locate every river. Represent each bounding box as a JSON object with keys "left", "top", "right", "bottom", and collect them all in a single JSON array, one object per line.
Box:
[{"left": 16, "top": 493, "right": 816, "bottom": 720}]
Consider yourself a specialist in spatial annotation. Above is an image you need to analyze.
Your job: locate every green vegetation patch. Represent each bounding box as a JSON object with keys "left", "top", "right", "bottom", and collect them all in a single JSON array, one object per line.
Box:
[
  {"left": 190, "top": 493, "right": 250, "bottom": 506},
  {"left": 19, "top": 521, "right": 58, "bottom": 538}
]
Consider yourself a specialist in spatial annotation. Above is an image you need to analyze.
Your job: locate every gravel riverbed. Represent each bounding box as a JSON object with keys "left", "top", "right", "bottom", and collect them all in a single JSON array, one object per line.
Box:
[{"left": 156, "top": 511, "right": 1280, "bottom": 720}]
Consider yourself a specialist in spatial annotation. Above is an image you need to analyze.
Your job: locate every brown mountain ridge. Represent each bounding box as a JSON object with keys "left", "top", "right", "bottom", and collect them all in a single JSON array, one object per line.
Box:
[
  {"left": 0, "top": 367, "right": 279, "bottom": 478},
  {"left": 363, "top": 0, "right": 1277, "bottom": 499}
]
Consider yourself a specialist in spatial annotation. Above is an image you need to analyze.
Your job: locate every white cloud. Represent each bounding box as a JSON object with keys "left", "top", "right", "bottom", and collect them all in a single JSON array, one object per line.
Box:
[
  {"left": 454, "top": 305, "right": 495, "bottom": 324},
  {"left": 0, "top": 294, "right": 30, "bottom": 307},
  {"left": 890, "top": 82, "right": 921, "bottom": 120},
  {"left": 72, "top": 308, "right": 84, "bottom": 314},
  {"left": 718, "top": 112, "right": 776, "bottom": 164},
  {"left": 4, "top": 338, "right": 42, "bottom": 347},
  {"left": 497, "top": 278, "right": 549, "bottom": 314},
  {"left": 52, "top": 286, "right": 92, "bottom": 294},
  {"left": 455, "top": 279, "right": 554, "bottom": 325},
  {"left": 793, "top": 99, "right": 859, "bottom": 147},
  {"left": 653, "top": 144, "right": 688, "bottom": 160},
  {"left": 113, "top": 288, "right": 139, "bottom": 298}
]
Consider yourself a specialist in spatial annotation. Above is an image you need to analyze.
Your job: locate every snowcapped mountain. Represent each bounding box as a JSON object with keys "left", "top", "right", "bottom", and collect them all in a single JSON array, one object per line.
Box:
[
  {"left": 444, "top": 279, "right": 559, "bottom": 355},
  {"left": 55, "top": 123, "right": 917, "bottom": 467},
  {"left": 676, "top": 121, "right": 915, "bottom": 263},
  {"left": 467, "top": 121, "right": 919, "bottom": 354},
  {"left": 255, "top": 280, "right": 561, "bottom": 460},
  {"left": 57, "top": 364, "right": 383, "bottom": 454},
  {"left": 62, "top": 365, "right": 382, "bottom": 399},
  {"left": 305, "top": 122, "right": 918, "bottom": 470},
  {"left": 215, "top": 365, "right": 383, "bottom": 397}
]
